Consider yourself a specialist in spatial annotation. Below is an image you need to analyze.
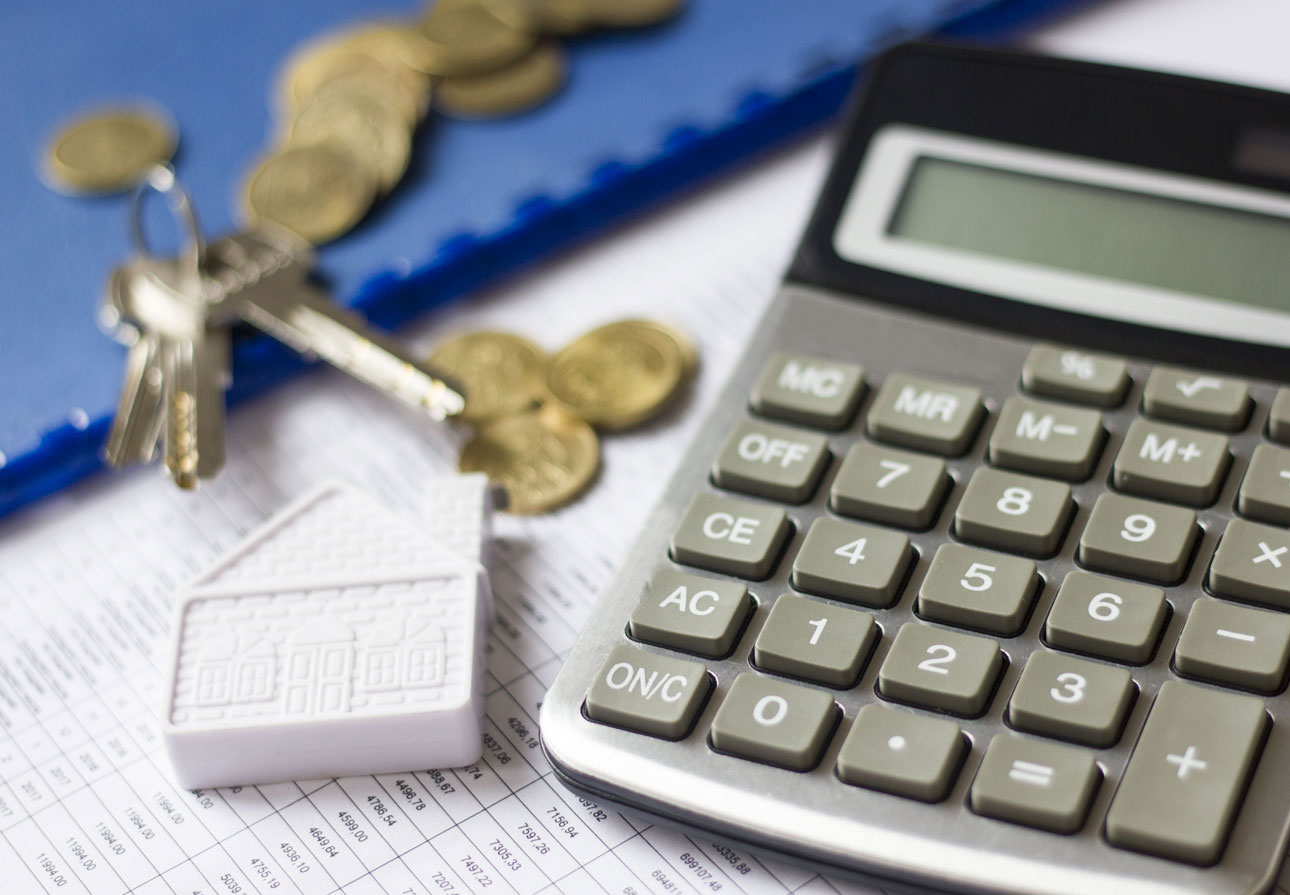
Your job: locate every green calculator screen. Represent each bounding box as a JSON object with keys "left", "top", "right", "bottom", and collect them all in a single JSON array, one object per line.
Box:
[{"left": 888, "top": 157, "right": 1290, "bottom": 311}]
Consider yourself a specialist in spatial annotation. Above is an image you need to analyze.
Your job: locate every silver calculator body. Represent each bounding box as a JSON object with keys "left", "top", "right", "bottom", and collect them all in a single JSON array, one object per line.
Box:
[{"left": 540, "top": 43, "right": 1290, "bottom": 894}]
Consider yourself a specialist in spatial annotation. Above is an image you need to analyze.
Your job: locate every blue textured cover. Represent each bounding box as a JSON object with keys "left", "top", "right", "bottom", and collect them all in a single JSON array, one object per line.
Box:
[{"left": 0, "top": 0, "right": 1076, "bottom": 518}]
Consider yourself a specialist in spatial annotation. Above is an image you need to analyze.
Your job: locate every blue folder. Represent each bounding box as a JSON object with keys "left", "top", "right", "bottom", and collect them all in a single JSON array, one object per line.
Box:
[{"left": 0, "top": 0, "right": 1079, "bottom": 519}]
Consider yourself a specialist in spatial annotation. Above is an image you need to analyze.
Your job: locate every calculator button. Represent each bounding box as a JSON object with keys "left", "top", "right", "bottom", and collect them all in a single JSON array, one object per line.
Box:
[
  {"left": 670, "top": 493, "right": 790, "bottom": 580},
  {"left": 790, "top": 517, "right": 912, "bottom": 608},
  {"left": 1174, "top": 598, "right": 1290, "bottom": 694},
  {"left": 830, "top": 442, "right": 948, "bottom": 530},
  {"left": 1105, "top": 681, "right": 1267, "bottom": 866},
  {"left": 753, "top": 594, "right": 878, "bottom": 687},
  {"left": 877, "top": 623, "right": 1004, "bottom": 717},
  {"left": 970, "top": 733, "right": 1099, "bottom": 834},
  {"left": 628, "top": 568, "right": 751, "bottom": 658},
  {"left": 916, "top": 544, "right": 1037, "bottom": 636},
  {"left": 865, "top": 373, "right": 984, "bottom": 456},
  {"left": 1111, "top": 419, "right": 1230, "bottom": 506},
  {"left": 585, "top": 645, "right": 711, "bottom": 739},
  {"left": 1142, "top": 366, "right": 1251, "bottom": 432},
  {"left": 953, "top": 468, "right": 1073, "bottom": 557},
  {"left": 835, "top": 704, "right": 966, "bottom": 802},
  {"left": 708, "top": 673, "right": 837, "bottom": 771},
  {"left": 750, "top": 352, "right": 865, "bottom": 431},
  {"left": 1237, "top": 444, "right": 1290, "bottom": 525},
  {"left": 988, "top": 396, "right": 1105, "bottom": 481},
  {"left": 1208, "top": 518, "right": 1290, "bottom": 610},
  {"left": 1077, "top": 493, "right": 1198, "bottom": 584},
  {"left": 1269, "top": 388, "right": 1290, "bottom": 444},
  {"left": 711, "top": 418, "right": 829, "bottom": 504},
  {"left": 1021, "top": 344, "right": 1129, "bottom": 408},
  {"left": 1044, "top": 571, "right": 1167, "bottom": 665},
  {"left": 1007, "top": 650, "right": 1134, "bottom": 747}
]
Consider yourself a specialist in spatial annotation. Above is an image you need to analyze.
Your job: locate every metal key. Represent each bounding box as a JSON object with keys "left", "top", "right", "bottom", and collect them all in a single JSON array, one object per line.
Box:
[
  {"left": 100, "top": 271, "right": 166, "bottom": 468},
  {"left": 200, "top": 226, "right": 465, "bottom": 420}
]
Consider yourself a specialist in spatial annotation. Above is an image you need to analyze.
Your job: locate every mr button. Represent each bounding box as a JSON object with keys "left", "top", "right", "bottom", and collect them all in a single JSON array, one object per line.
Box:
[{"left": 671, "top": 493, "right": 791, "bottom": 580}]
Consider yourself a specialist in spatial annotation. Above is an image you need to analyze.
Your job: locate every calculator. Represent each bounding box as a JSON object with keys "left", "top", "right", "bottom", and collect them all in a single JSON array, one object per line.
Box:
[{"left": 539, "top": 43, "right": 1290, "bottom": 894}]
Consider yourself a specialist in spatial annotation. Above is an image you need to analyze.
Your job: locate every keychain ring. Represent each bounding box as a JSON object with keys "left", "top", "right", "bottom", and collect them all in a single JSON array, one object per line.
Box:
[{"left": 129, "top": 163, "right": 205, "bottom": 277}]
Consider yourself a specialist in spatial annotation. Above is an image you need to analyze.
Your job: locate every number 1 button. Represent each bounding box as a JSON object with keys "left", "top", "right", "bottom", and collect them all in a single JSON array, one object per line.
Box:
[{"left": 878, "top": 623, "right": 1003, "bottom": 717}]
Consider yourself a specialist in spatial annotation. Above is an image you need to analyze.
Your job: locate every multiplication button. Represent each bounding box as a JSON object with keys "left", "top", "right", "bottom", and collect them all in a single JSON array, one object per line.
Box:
[
  {"left": 628, "top": 568, "right": 751, "bottom": 658},
  {"left": 1142, "top": 366, "right": 1251, "bottom": 431},
  {"left": 750, "top": 352, "right": 865, "bottom": 430},
  {"left": 1238, "top": 444, "right": 1290, "bottom": 526},
  {"left": 1174, "top": 598, "right": 1290, "bottom": 693},
  {"left": 1106, "top": 681, "right": 1267, "bottom": 865},
  {"left": 670, "top": 493, "right": 790, "bottom": 580},
  {"left": 711, "top": 418, "right": 829, "bottom": 504},
  {"left": 1112, "top": 419, "right": 1229, "bottom": 506},
  {"left": 708, "top": 674, "right": 837, "bottom": 771},
  {"left": 865, "top": 373, "right": 984, "bottom": 456},
  {"left": 836, "top": 704, "right": 966, "bottom": 802},
  {"left": 1021, "top": 344, "right": 1129, "bottom": 408},
  {"left": 969, "top": 733, "right": 1099, "bottom": 834},
  {"left": 585, "top": 645, "right": 711, "bottom": 739},
  {"left": 1208, "top": 518, "right": 1290, "bottom": 610}
]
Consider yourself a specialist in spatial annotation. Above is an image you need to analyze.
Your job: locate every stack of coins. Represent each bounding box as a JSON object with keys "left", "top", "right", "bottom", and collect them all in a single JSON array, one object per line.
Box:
[{"left": 432, "top": 319, "right": 697, "bottom": 514}]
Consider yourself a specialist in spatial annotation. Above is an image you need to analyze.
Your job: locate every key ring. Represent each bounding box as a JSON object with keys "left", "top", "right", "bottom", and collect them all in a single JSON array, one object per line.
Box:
[{"left": 129, "top": 163, "right": 205, "bottom": 282}]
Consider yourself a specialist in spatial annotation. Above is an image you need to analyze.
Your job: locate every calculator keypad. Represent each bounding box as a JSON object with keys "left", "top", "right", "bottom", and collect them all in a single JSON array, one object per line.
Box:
[
  {"left": 1044, "top": 571, "right": 1168, "bottom": 665},
  {"left": 708, "top": 673, "right": 836, "bottom": 771},
  {"left": 969, "top": 733, "right": 1100, "bottom": 834},
  {"left": 791, "top": 517, "right": 912, "bottom": 607},
  {"left": 953, "top": 468, "right": 1073, "bottom": 557},
  {"left": 835, "top": 704, "right": 966, "bottom": 802},
  {"left": 753, "top": 594, "right": 877, "bottom": 687},
  {"left": 830, "top": 442, "right": 948, "bottom": 529},
  {"left": 877, "top": 622, "right": 1004, "bottom": 717}
]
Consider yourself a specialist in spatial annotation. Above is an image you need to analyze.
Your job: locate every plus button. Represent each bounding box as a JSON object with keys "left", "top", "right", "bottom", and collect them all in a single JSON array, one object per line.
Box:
[{"left": 1166, "top": 746, "right": 1208, "bottom": 780}]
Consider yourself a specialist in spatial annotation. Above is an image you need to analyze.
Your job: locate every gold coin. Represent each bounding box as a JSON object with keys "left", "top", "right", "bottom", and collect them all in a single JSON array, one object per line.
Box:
[
  {"left": 341, "top": 23, "right": 444, "bottom": 76},
  {"left": 459, "top": 407, "right": 599, "bottom": 514},
  {"left": 429, "top": 331, "right": 547, "bottom": 423},
  {"left": 525, "top": 0, "right": 596, "bottom": 34},
  {"left": 421, "top": 0, "right": 538, "bottom": 77},
  {"left": 590, "top": 0, "right": 685, "bottom": 27},
  {"left": 43, "top": 106, "right": 176, "bottom": 195},
  {"left": 545, "top": 319, "right": 688, "bottom": 430},
  {"left": 435, "top": 41, "right": 567, "bottom": 119},
  {"left": 280, "top": 38, "right": 429, "bottom": 125},
  {"left": 241, "top": 143, "right": 377, "bottom": 245},
  {"left": 288, "top": 90, "right": 411, "bottom": 192}
]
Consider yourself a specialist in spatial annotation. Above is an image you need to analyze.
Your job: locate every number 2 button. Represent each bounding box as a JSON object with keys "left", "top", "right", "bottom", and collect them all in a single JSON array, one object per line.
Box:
[{"left": 878, "top": 623, "right": 1004, "bottom": 717}]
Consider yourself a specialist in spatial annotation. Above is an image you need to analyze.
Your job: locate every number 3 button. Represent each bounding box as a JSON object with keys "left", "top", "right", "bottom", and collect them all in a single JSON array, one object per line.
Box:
[
  {"left": 878, "top": 623, "right": 1004, "bottom": 717},
  {"left": 1008, "top": 650, "right": 1135, "bottom": 747}
]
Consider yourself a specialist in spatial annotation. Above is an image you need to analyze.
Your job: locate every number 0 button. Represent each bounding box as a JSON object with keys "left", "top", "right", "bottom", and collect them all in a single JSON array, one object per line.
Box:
[
  {"left": 878, "top": 623, "right": 1004, "bottom": 717},
  {"left": 709, "top": 674, "right": 837, "bottom": 771}
]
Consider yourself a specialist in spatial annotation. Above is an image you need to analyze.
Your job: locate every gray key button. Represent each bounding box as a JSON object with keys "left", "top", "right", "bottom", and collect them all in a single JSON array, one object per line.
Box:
[
  {"left": 1269, "top": 388, "right": 1290, "bottom": 444},
  {"left": 585, "top": 645, "right": 711, "bottom": 739},
  {"left": 709, "top": 673, "right": 837, "bottom": 771},
  {"left": 1112, "top": 419, "right": 1230, "bottom": 506},
  {"left": 1143, "top": 366, "right": 1251, "bottom": 431},
  {"left": 1045, "top": 571, "right": 1167, "bottom": 665},
  {"left": 1007, "top": 650, "right": 1134, "bottom": 747},
  {"left": 953, "top": 468, "right": 1073, "bottom": 557},
  {"left": 878, "top": 623, "right": 1004, "bottom": 717},
  {"left": 989, "top": 397, "right": 1105, "bottom": 480},
  {"left": 1208, "top": 518, "right": 1290, "bottom": 610},
  {"left": 916, "top": 544, "right": 1037, "bottom": 636},
  {"left": 1022, "top": 344, "right": 1129, "bottom": 407},
  {"left": 1106, "top": 681, "right": 1267, "bottom": 865},
  {"left": 791, "top": 517, "right": 912, "bottom": 608},
  {"left": 1174, "top": 598, "right": 1290, "bottom": 694},
  {"left": 830, "top": 442, "right": 948, "bottom": 530},
  {"left": 836, "top": 704, "right": 966, "bottom": 802},
  {"left": 1238, "top": 444, "right": 1290, "bottom": 526},
  {"left": 970, "top": 733, "right": 1100, "bottom": 834},
  {"left": 670, "top": 493, "right": 790, "bottom": 580},
  {"left": 754, "top": 594, "right": 878, "bottom": 687},
  {"left": 866, "top": 373, "right": 984, "bottom": 456},
  {"left": 1078, "top": 493, "right": 1198, "bottom": 584},
  {"left": 628, "top": 568, "right": 751, "bottom": 658},
  {"left": 750, "top": 352, "right": 865, "bottom": 430},
  {"left": 712, "top": 418, "right": 829, "bottom": 504}
]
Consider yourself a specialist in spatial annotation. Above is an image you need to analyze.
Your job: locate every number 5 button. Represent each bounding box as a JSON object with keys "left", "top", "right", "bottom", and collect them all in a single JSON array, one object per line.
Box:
[
  {"left": 1007, "top": 650, "right": 1134, "bottom": 747},
  {"left": 878, "top": 623, "right": 1004, "bottom": 717}
]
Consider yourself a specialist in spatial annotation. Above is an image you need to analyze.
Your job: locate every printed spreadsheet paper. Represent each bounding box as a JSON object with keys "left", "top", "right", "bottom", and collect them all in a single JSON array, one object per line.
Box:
[{"left": 4, "top": 136, "right": 1290, "bottom": 895}]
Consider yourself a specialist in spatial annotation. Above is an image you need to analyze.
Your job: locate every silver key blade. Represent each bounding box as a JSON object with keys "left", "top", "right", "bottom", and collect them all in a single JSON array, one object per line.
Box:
[
  {"left": 237, "top": 284, "right": 465, "bottom": 420},
  {"left": 104, "top": 330, "right": 165, "bottom": 468},
  {"left": 193, "top": 324, "right": 228, "bottom": 479},
  {"left": 161, "top": 336, "right": 200, "bottom": 490}
]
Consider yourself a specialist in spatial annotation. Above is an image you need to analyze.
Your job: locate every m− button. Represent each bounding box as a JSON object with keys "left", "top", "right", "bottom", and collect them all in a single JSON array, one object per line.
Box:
[{"left": 988, "top": 396, "right": 1105, "bottom": 480}]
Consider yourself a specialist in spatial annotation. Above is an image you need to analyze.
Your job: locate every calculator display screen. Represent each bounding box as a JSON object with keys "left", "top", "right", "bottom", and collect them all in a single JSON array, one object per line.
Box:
[{"left": 887, "top": 157, "right": 1290, "bottom": 312}]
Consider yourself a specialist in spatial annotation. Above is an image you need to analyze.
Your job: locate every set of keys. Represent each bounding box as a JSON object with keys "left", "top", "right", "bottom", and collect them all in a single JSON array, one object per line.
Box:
[{"left": 100, "top": 168, "right": 465, "bottom": 488}]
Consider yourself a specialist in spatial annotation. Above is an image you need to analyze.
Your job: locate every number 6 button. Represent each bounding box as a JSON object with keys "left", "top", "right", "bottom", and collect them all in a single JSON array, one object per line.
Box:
[
  {"left": 1044, "top": 571, "right": 1168, "bottom": 665},
  {"left": 878, "top": 623, "right": 1004, "bottom": 717}
]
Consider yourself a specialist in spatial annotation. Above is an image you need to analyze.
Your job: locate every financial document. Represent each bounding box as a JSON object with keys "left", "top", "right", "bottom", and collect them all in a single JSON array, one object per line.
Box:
[{"left": 0, "top": 138, "right": 888, "bottom": 895}]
